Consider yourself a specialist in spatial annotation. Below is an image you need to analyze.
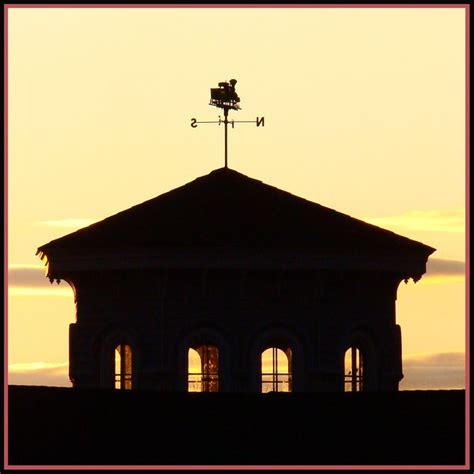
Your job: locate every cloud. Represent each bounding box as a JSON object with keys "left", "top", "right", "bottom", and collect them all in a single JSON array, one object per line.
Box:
[
  {"left": 9, "top": 361, "right": 69, "bottom": 372},
  {"left": 400, "top": 367, "right": 465, "bottom": 390},
  {"left": 403, "top": 352, "right": 465, "bottom": 368},
  {"left": 400, "top": 352, "right": 465, "bottom": 390},
  {"left": 8, "top": 264, "right": 50, "bottom": 287},
  {"left": 38, "top": 218, "right": 96, "bottom": 229},
  {"left": 8, "top": 361, "right": 71, "bottom": 387},
  {"left": 7, "top": 264, "right": 72, "bottom": 296},
  {"left": 421, "top": 258, "right": 465, "bottom": 284},
  {"left": 426, "top": 259, "right": 465, "bottom": 276},
  {"left": 363, "top": 209, "right": 465, "bottom": 233},
  {"left": 8, "top": 287, "right": 73, "bottom": 297}
]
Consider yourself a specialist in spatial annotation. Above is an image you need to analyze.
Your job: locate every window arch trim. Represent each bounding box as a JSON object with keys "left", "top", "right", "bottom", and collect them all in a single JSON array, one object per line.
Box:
[
  {"left": 98, "top": 328, "right": 138, "bottom": 389},
  {"left": 249, "top": 325, "right": 304, "bottom": 393},
  {"left": 178, "top": 325, "right": 230, "bottom": 392},
  {"left": 342, "top": 328, "right": 377, "bottom": 392}
]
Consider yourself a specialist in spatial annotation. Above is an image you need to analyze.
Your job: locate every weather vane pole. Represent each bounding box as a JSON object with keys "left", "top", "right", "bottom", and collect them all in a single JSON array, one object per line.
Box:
[{"left": 191, "top": 79, "right": 265, "bottom": 168}]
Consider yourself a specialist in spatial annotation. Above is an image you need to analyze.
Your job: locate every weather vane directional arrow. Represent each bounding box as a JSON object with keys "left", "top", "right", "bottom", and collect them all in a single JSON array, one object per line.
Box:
[{"left": 190, "top": 79, "right": 265, "bottom": 168}]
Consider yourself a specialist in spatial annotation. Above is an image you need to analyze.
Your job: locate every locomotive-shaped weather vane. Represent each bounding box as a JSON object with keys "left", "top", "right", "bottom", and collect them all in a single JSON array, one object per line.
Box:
[{"left": 191, "top": 79, "right": 264, "bottom": 168}]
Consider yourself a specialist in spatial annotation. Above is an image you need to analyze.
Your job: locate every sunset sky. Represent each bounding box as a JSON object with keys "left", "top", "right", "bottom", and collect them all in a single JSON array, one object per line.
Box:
[{"left": 6, "top": 5, "right": 467, "bottom": 390}]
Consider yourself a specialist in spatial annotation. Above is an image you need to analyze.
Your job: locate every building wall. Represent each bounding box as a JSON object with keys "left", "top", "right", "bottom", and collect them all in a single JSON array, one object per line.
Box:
[{"left": 68, "top": 268, "right": 404, "bottom": 392}]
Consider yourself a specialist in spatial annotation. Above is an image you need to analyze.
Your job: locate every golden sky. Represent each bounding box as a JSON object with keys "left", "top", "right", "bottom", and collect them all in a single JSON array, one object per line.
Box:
[{"left": 6, "top": 6, "right": 467, "bottom": 389}]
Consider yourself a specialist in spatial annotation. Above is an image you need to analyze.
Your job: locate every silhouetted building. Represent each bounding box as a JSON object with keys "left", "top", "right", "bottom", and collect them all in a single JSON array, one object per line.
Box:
[{"left": 37, "top": 168, "right": 435, "bottom": 392}]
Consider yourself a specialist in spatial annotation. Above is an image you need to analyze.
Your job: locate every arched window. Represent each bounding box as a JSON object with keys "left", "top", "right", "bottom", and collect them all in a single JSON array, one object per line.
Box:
[
  {"left": 344, "top": 346, "right": 363, "bottom": 392},
  {"left": 261, "top": 347, "right": 292, "bottom": 393},
  {"left": 188, "top": 345, "right": 219, "bottom": 392},
  {"left": 115, "top": 344, "right": 132, "bottom": 390}
]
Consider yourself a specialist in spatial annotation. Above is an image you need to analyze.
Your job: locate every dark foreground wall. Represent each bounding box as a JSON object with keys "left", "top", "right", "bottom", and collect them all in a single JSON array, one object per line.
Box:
[{"left": 8, "top": 386, "right": 465, "bottom": 466}]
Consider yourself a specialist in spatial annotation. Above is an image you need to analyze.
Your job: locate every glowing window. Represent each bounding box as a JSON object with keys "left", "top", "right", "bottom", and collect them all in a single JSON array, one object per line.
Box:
[
  {"left": 344, "top": 346, "right": 363, "bottom": 392},
  {"left": 188, "top": 345, "right": 219, "bottom": 392},
  {"left": 261, "top": 347, "right": 292, "bottom": 393},
  {"left": 115, "top": 344, "right": 132, "bottom": 390}
]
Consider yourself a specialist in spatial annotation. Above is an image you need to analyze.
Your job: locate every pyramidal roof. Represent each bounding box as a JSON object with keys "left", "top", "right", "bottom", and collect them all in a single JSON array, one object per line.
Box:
[{"left": 37, "top": 167, "right": 435, "bottom": 258}]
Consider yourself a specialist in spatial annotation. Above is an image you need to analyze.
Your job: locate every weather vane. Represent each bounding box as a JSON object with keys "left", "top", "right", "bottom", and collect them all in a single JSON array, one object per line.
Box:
[{"left": 191, "top": 79, "right": 265, "bottom": 168}]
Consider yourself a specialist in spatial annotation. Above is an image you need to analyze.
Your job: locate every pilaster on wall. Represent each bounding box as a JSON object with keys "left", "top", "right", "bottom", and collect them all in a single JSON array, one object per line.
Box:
[
  {"left": 377, "top": 324, "right": 403, "bottom": 391},
  {"left": 69, "top": 322, "right": 100, "bottom": 388}
]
